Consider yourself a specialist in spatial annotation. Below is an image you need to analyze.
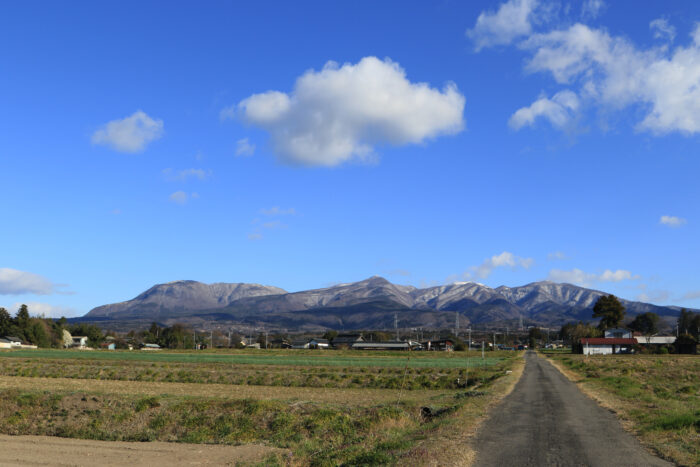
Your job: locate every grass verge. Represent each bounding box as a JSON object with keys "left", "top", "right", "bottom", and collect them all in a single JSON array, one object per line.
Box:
[{"left": 543, "top": 352, "right": 699, "bottom": 466}]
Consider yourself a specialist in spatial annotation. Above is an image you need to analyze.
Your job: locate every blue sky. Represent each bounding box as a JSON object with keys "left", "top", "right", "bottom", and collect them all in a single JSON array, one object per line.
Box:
[{"left": 2, "top": 0, "right": 700, "bottom": 317}]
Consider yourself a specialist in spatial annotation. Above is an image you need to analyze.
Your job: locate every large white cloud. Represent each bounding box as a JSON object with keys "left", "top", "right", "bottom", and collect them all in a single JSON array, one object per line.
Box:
[
  {"left": 467, "top": 0, "right": 539, "bottom": 51},
  {"left": 517, "top": 23, "right": 700, "bottom": 134},
  {"left": 470, "top": 2, "right": 700, "bottom": 136},
  {"left": 92, "top": 110, "right": 164, "bottom": 153},
  {"left": 236, "top": 57, "right": 465, "bottom": 167},
  {"left": 548, "top": 268, "right": 638, "bottom": 287},
  {"left": 0, "top": 268, "right": 56, "bottom": 295}
]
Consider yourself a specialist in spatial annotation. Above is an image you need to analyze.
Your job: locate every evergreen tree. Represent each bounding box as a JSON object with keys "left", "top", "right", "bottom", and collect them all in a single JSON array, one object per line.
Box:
[
  {"left": 592, "top": 295, "right": 625, "bottom": 330},
  {"left": 629, "top": 312, "right": 659, "bottom": 336}
]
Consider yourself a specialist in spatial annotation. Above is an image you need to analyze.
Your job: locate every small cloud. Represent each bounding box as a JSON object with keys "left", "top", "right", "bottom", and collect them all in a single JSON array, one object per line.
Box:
[
  {"left": 260, "top": 206, "right": 296, "bottom": 216},
  {"left": 636, "top": 285, "right": 670, "bottom": 304},
  {"left": 660, "top": 215, "right": 686, "bottom": 227},
  {"left": 169, "top": 191, "right": 188, "bottom": 205},
  {"left": 111, "top": 209, "right": 122, "bottom": 215},
  {"left": 0, "top": 268, "right": 62, "bottom": 295},
  {"left": 547, "top": 251, "right": 567, "bottom": 261},
  {"left": 235, "top": 138, "right": 256, "bottom": 157},
  {"left": 247, "top": 233, "right": 263, "bottom": 241},
  {"left": 162, "top": 168, "right": 211, "bottom": 182},
  {"left": 262, "top": 220, "right": 286, "bottom": 230},
  {"left": 650, "top": 18, "right": 676, "bottom": 42},
  {"left": 91, "top": 110, "right": 164, "bottom": 153},
  {"left": 509, "top": 90, "right": 579, "bottom": 130},
  {"left": 470, "top": 251, "right": 534, "bottom": 279},
  {"left": 680, "top": 290, "right": 700, "bottom": 301},
  {"left": 547, "top": 268, "right": 639, "bottom": 287},
  {"left": 581, "top": 0, "right": 605, "bottom": 20},
  {"left": 191, "top": 192, "right": 200, "bottom": 199},
  {"left": 467, "top": 0, "right": 539, "bottom": 51}
]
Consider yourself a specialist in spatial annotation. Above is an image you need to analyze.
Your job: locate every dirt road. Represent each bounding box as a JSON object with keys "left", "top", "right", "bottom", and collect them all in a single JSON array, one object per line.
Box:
[
  {"left": 471, "top": 351, "right": 671, "bottom": 466},
  {"left": 0, "top": 435, "right": 283, "bottom": 466}
]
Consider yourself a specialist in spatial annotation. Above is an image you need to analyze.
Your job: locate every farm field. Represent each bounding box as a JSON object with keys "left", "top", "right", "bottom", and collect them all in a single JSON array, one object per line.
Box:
[
  {"left": 0, "top": 349, "right": 524, "bottom": 465},
  {"left": 543, "top": 353, "right": 699, "bottom": 466}
]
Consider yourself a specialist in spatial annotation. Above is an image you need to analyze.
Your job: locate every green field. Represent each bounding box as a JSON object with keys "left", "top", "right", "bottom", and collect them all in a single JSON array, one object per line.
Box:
[
  {"left": 0, "top": 348, "right": 504, "bottom": 368},
  {"left": 0, "top": 348, "right": 524, "bottom": 465}
]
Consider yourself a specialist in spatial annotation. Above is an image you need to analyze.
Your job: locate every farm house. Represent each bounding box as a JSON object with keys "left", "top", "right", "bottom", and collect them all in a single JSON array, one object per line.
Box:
[{"left": 579, "top": 337, "right": 637, "bottom": 355}]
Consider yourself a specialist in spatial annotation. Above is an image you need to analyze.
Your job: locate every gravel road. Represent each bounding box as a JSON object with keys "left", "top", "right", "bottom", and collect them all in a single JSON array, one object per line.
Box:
[{"left": 471, "top": 351, "right": 672, "bottom": 467}]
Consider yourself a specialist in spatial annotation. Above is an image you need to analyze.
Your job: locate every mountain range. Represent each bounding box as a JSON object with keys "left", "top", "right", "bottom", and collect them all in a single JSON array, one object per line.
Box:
[{"left": 80, "top": 277, "right": 689, "bottom": 332}]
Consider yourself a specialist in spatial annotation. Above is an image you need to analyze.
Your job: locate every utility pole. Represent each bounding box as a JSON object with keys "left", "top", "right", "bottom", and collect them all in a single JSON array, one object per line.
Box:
[
  {"left": 493, "top": 332, "right": 496, "bottom": 351},
  {"left": 228, "top": 331, "right": 231, "bottom": 348},
  {"left": 468, "top": 328, "right": 472, "bottom": 352},
  {"left": 394, "top": 312, "right": 399, "bottom": 341}
]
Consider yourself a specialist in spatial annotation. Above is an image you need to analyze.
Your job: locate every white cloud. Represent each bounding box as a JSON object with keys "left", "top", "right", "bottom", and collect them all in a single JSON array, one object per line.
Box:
[
  {"left": 169, "top": 191, "right": 188, "bottom": 204},
  {"left": 513, "top": 22, "right": 700, "bottom": 134},
  {"left": 650, "top": 18, "right": 676, "bottom": 42},
  {"left": 547, "top": 268, "right": 638, "bottom": 287},
  {"left": 261, "top": 206, "right": 296, "bottom": 216},
  {"left": 660, "top": 215, "right": 686, "bottom": 227},
  {"left": 91, "top": 110, "right": 164, "bottom": 153},
  {"left": 235, "top": 138, "right": 256, "bottom": 157},
  {"left": 471, "top": 251, "right": 534, "bottom": 279},
  {"left": 581, "top": 0, "right": 605, "bottom": 20},
  {"left": 0, "top": 268, "right": 57, "bottom": 295},
  {"left": 547, "top": 251, "right": 567, "bottom": 260},
  {"left": 10, "top": 302, "right": 79, "bottom": 318},
  {"left": 236, "top": 56, "right": 465, "bottom": 166},
  {"left": 247, "top": 233, "right": 263, "bottom": 241},
  {"left": 162, "top": 168, "right": 210, "bottom": 182},
  {"left": 467, "top": 0, "right": 539, "bottom": 51},
  {"left": 509, "top": 90, "right": 579, "bottom": 129}
]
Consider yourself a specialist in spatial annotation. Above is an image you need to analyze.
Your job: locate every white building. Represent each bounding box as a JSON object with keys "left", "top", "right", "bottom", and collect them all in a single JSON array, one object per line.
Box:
[{"left": 580, "top": 337, "right": 637, "bottom": 355}]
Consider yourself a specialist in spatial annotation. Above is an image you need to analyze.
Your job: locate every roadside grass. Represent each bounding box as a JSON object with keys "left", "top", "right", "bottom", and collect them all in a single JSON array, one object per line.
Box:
[
  {"left": 0, "top": 350, "right": 524, "bottom": 465},
  {"left": 544, "top": 353, "right": 699, "bottom": 466}
]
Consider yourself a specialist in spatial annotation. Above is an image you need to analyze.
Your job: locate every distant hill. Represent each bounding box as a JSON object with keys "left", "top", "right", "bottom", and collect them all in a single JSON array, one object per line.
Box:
[{"left": 80, "top": 277, "right": 691, "bottom": 332}]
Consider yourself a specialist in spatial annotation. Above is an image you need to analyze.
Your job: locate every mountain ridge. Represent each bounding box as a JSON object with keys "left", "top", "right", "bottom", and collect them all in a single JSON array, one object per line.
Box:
[{"left": 82, "top": 277, "right": 691, "bottom": 331}]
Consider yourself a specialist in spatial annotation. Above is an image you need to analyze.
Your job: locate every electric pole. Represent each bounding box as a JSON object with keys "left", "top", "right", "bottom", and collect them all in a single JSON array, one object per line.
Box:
[{"left": 394, "top": 312, "right": 399, "bottom": 341}]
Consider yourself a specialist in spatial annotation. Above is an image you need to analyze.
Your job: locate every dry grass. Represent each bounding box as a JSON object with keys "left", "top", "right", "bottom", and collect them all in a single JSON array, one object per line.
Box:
[
  {"left": 544, "top": 353, "right": 699, "bottom": 466},
  {"left": 0, "top": 351, "right": 525, "bottom": 465},
  {"left": 399, "top": 352, "right": 526, "bottom": 466},
  {"left": 0, "top": 375, "right": 451, "bottom": 406}
]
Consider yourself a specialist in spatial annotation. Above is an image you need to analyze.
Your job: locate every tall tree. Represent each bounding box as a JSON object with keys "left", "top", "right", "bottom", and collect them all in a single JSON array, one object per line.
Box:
[
  {"left": 16, "top": 304, "right": 30, "bottom": 330},
  {"left": 677, "top": 309, "right": 700, "bottom": 338},
  {"left": 592, "top": 295, "right": 625, "bottom": 330},
  {"left": 0, "top": 307, "right": 11, "bottom": 336},
  {"left": 629, "top": 312, "right": 659, "bottom": 336}
]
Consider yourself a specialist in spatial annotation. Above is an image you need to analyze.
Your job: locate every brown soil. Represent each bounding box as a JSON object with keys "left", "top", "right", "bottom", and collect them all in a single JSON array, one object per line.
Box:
[{"left": 0, "top": 434, "right": 283, "bottom": 466}]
